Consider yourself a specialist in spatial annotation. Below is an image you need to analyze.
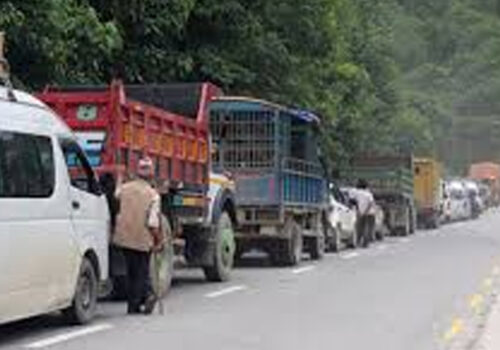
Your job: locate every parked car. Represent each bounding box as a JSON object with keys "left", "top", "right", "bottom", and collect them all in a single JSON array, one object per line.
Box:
[
  {"left": 447, "top": 181, "right": 472, "bottom": 221},
  {"left": 0, "top": 85, "right": 109, "bottom": 325},
  {"left": 464, "top": 180, "right": 483, "bottom": 218},
  {"left": 478, "top": 183, "right": 492, "bottom": 208},
  {"left": 323, "top": 184, "right": 358, "bottom": 252},
  {"left": 440, "top": 181, "right": 453, "bottom": 223}
]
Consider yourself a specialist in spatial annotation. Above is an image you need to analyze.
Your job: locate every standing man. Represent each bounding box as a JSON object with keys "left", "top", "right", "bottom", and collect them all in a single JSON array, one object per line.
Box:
[
  {"left": 352, "top": 179, "right": 376, "bottom": 248},
  {"left": 113, "top": 157, "right": 164, "bottom": 314}
]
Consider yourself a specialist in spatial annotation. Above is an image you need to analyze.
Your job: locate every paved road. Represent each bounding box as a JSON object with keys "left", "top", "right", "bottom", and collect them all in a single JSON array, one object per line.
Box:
[{"left": 2, "top": 210, "right": 500, "bottom": 350}]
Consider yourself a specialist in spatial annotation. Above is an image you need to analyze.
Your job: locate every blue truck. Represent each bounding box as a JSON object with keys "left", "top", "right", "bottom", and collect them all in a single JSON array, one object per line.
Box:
[{"left": 210, "top": 97, "right": 327, "bottom": 265}]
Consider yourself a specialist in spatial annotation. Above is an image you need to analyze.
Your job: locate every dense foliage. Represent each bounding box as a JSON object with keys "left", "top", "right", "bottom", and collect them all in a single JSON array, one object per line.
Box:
[{"left": 1, "top": 0, "right": 500, "bottom": 172}]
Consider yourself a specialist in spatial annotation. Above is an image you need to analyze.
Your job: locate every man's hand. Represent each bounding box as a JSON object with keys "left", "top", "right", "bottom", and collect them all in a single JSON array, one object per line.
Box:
[{"left": 151, "top": 227, "right": 165, "bottom": 252}]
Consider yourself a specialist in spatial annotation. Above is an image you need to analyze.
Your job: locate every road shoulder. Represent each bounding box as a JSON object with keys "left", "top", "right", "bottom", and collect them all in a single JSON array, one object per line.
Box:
[{"left": 477, "top": 294, "right": 500, "bottom": 350}]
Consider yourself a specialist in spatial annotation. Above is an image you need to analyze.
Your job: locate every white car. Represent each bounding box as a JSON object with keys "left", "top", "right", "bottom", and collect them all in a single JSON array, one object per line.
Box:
[
  {"left": 373, "top": 203, "right": 387, "bottom": 240},
  {"left": 0, "top": 85, "right": 109, "bottom": 325},
  {"left": 324, "top": 184, "right": 358, "bottom": 251},
  {"left": 464, "top": 180, "right": 484, "bottom": 217},
  {"left": 447, "top": 181, "right": 472, "bottom": 221},
  {"left": 440, "top": 181, "right": 453, "bottom": 223}
]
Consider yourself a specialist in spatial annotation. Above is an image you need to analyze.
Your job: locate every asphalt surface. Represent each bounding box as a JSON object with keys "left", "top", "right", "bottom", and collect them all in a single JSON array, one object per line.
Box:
[{"left": 2, "top": 210, "right": 500, "bottom": 350}]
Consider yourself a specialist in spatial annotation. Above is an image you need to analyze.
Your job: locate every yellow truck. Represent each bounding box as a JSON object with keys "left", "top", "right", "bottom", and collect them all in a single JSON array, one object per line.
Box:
[{"left": 413, "top": 158, "right": 442, "bottom": 229}]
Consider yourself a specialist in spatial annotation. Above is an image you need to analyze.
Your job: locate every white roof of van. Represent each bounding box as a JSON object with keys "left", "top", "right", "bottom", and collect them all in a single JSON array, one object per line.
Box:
[
  {"left": 0, "top": 86, "right": 46, "bottom": 107},
  {"left": 0, "top": 86, "right": 73, "bottom": 137}
]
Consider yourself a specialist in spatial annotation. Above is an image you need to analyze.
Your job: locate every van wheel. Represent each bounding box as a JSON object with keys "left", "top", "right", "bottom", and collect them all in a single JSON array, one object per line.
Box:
[
  {"left": 64, "top": 258, "right": 98, "bottom": 324},
  {"left": 203, "top": 212, "right": 235, "bottom": 282}
]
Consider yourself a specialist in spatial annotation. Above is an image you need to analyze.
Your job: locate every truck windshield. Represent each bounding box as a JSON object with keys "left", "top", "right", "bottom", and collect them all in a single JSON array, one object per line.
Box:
[{"left": 74, "top": 131, "right": 107, "bottom": 167}]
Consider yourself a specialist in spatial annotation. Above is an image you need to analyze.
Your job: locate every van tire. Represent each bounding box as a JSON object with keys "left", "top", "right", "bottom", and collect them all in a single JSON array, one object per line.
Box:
[
  {"left": 203, "top": 212, "right": 235, "bottom": 282},
  {"left": 64, "top": 257, "right": 98, "bottom": 324}
]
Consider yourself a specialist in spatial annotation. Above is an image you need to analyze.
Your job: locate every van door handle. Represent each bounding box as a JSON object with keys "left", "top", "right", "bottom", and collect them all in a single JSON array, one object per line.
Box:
[{"left": 72, "top": 201, "right": 80, "bottom": 210}]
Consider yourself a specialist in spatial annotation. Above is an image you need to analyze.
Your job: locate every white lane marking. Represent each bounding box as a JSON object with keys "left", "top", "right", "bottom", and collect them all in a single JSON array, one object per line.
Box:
[
  {"left": 25, "top": 323, "right": 113, "bottom": 349},
  {"left": 399, "top": 238, "right": 411, "bottom": 243},
  {"left": 205, "top": 285, "right": 248, "bottom": 298},
  {"left": 292, "top": 265, "right": 316, "bottom": 274},
  {"left": 377, "top": 244, "right": 388, "bottom": 251},
  {"left": 340, "top": 251, "right": 360, "bottom": 260}
]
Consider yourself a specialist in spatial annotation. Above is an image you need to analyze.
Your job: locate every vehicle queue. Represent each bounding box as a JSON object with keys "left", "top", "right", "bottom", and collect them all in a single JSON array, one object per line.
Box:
[{"left": 0, "top": 74, "right": 496, "bottom": 326}]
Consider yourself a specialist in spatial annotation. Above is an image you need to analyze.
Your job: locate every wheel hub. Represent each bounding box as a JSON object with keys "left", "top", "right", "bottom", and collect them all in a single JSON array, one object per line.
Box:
[
  {"left": 220, "top": 226, "right": 235, "bottom": 267},
  {"left": 80, "top": 272, "right": 92, "bottom": 309}
]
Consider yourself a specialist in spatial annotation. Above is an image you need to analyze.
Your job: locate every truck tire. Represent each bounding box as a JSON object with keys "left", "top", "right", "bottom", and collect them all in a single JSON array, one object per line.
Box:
[
  {"left": 63, "top": 257, "right": 98, "bottom": 325},
  {"left": 309, "top": 226, "right": 325, "bottom": 260},
  {"left": 272, "top": 220, "right": 303, "bottom": 266},
  {"left": 400, "top": 209, "right": 411, "bottom": 236},
  {"left": 410, "top": 207, "right": 417, "bottom": 234},
  {"left": 203, "top": 212, "right": 235, "bottom": 282},
  {"left": 428, "top": 212, "right": 440, "bottom": 229}
]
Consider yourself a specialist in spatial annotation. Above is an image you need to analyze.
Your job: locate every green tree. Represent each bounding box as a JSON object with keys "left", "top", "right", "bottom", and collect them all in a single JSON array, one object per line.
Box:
[{"left": 1, "top": 0, "right": 121, "bottom": 88}]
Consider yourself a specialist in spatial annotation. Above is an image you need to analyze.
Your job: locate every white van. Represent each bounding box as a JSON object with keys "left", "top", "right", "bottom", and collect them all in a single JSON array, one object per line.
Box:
[{"left": 0, "top": 86, "right": 109, "bottom": 325}]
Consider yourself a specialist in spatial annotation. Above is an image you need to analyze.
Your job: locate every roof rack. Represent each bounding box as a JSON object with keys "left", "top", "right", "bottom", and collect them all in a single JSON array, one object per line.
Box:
[{"left": 0, "top": 32, "right": 16, "bottom": 101}]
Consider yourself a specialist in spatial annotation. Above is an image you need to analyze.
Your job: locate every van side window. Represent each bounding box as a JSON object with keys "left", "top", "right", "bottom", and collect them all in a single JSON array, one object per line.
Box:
[
  {"left": 59, "top": 139, "right": 100, "bottom": 195},
  {"left": 0, "top": 131, "right": 55, "bottom": 198}
]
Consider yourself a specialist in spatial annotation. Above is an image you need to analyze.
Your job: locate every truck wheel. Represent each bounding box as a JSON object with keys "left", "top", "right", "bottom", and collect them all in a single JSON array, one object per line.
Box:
[
  {"left": 401, "top": 219, "right": 410, "bottom": 236},
  {"left": 429, "top": 213, "right": 440, "bottom": 229},
  {"left": 309, "top": 227, "right": 325, "bottom": 261},
  {"left": 203, "top": 212, "right": 235, "bottom": 282},
  {"left": 64, "top": 257, "right": 98, "bottom": 325},
  {"left": 272, "top": 220, "right": 302, "bottom": 266},
  {"left": 399, "top": 206, "right": 411, "bottom": 236}
]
